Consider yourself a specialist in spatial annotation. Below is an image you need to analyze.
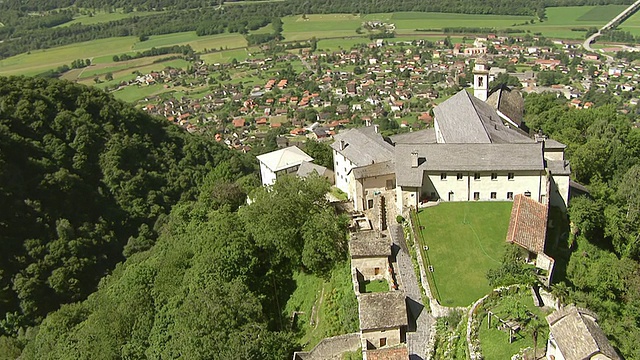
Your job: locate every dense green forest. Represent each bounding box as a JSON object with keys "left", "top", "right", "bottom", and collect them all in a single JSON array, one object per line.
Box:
[
  {"left": 0, "top": 76, "right": 258, "bottom": 334},
  {"left": 0, "top": 77, "right": 353, "bottom": 357},
  {"left": 525, "top": 93, "right": 640, "bottom": 359},
  {"left": 0, "top": 0, "right": 635, "bottom": 59}
]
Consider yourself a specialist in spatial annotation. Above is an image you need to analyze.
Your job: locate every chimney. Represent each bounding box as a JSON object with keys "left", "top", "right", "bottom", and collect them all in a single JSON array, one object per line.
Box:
[
  {"left": 374, "top": 124, "right": 379, "bottom": 133},
  {"left": 411, "top": 150, "right": 419, "bottom": 168}
]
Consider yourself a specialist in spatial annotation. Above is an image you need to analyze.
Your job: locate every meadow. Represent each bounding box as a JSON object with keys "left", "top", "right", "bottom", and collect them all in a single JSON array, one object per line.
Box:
[
  {"left": 415, "top": 202, "right": 513, "bottom": 307},
  {"left": 56, "top": 10, "right": 159, "bottom": 27}
]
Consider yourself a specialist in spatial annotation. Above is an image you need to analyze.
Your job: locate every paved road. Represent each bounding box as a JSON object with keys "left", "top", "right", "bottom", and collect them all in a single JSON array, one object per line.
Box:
[
  {"left": 389, "top": 222, "right": 433, "bottom": 360},
  {"left": 583, "top": 0, "right": 640, "bottom": 62}
]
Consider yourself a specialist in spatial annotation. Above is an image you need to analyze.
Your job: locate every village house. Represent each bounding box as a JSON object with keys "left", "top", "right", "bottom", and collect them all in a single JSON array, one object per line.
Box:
[
  {"left": 358, "top": 292, "right": 408, "bottom": 351},
  {"left": 256, "top": 146, "right": 313, "bottom": 186},
  {"left": 546, "top": 305, "right": 620, "bottom": 360},
  {"left": 349, "top": 230, "right": 392, "bottom": 283}
]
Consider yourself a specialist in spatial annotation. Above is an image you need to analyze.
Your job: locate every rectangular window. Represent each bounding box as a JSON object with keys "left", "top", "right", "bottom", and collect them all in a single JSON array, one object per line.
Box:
[
  {"left": 491, "top": 172, "right": 498, "bottom": 180},
  {"left": 457, "top": 172, "right": 463, "bottom": 180},
  {"left": 474, "top": 173, "right": 480, "bottom": 181},
  {"left": 507, "top": 192, "right": 514, "bottom": 200},
  {"left": 440, "top": 173, "right": 447, "bottom": 181},
  {"left": 508, "top": 172, "right": 515, "bottom": 180},
  {"left": 525, "top": 191, "right": 532, "bottom": 197},
  {"left": 474, "top": 192, "right": 480, "bottom": 200},
  {"left": 491, "top": 192, "right": 497, "bottom": 199},
  {"left": 380, "top": 338, "right": 387, "bottom": 347}
]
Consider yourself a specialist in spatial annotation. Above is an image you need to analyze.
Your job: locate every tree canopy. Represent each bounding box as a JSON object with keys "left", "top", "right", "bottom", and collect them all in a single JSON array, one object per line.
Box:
[
  {"left": 0, "top": 76, "right": 256, "bottom": 333},
  {"left": 525, "top": 92, "right": 640, "bottom": 358}
]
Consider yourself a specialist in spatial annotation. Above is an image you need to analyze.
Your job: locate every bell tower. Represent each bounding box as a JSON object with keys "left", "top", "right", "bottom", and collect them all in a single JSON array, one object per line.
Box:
[{"left": 473, "top": 56, "right": 489, "bottom": 101}]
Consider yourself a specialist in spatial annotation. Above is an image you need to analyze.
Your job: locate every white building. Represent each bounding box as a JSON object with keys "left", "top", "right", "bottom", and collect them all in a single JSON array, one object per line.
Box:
[
  {"left": 330, "top": 87, "right": 571, "bottom": 213},
  {"left": 256, "top": 146, "right": 314, "bottom": 186}
]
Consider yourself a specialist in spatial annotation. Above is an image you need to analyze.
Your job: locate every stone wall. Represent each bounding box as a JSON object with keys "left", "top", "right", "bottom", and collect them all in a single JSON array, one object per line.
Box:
[{"left": 293, "top": 333, "right": 360, "bottom": 360}]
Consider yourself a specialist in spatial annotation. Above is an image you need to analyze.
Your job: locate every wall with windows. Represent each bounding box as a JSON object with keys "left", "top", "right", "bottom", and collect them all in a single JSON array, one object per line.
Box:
[{"left": 419, "top": 170, "right": 547, "bottom": 202}]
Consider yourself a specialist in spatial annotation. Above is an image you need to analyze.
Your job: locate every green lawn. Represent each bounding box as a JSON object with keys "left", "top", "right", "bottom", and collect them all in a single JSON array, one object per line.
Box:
[
  {"left": 201, "top": 48, "right": 252, "bottom": 64},
  {"left": 284, "top": 261, "right": 359, "bottom": 351},
  {"left": 416, "top": 202, "right": 513, "bottom": 307},
  {"left": 360, "top": 279, "right": 389, "bottom": 293},
  {"left": 478, "top": 289, "right": 550, "bottom": 360}
]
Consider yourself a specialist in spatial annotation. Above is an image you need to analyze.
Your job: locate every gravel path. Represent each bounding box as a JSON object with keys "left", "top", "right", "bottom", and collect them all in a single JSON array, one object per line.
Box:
[{"left": 387, "top": 208, "right": 434, "bottom": 360}]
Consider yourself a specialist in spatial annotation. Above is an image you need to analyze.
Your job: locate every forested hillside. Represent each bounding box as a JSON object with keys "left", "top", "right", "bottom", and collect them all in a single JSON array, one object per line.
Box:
[
  {"left": 525, "top": 93, "right": 640, "bottom": 358},
  {"left": 1, "top": 174, "right": 351, "bottom": 358},
  {"left": 0, "top": 76, "right": 258, "bottom": 335}
]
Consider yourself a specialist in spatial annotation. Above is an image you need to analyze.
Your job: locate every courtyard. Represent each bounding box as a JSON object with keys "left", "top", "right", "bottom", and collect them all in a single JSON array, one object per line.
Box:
[{"left": 415, "top": 202, "right": 513, "bottom": 307}]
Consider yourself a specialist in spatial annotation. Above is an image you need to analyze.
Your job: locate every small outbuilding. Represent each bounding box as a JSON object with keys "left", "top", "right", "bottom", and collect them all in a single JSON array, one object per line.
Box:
[
  {"left": 546, "top": 305, "right": 620, "bottom": 360},
  {"left": 358, "top": 292, "right": 407, "bottom": 350}
]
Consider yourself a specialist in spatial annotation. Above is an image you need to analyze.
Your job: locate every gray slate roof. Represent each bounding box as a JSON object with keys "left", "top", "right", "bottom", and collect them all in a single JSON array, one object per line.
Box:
[
  {"left": 390, "top": 128, "right": 437, "bottom": 145},
  {"left": 546, "top": 160, "right": 571, "bottom": 175},
  {"left": 434, "top": 89, "right": 533, "bottom": 144},
  {"left": 547, "top": 305, "right": 621, "bottom": 360},
  {"left": 349, "top": 231, "right": 392, "bottom": 258},
  {"left": 296, "top": 161, "right": 330, "bottom": 178},
  {"left": 359, "top": 292, "right": 407, "bottom": 331},
  {"left": 487, "top": 85, "right": 525, "bottom": 127},
  {"left": 352, "top": 161, "right": 395, "bottom": 180},
  {"left": 331, "top": 126, "right": 395, "bottom": 167},
  {"left": 395, "top": 143, "right": 545, "bottom": 187}
]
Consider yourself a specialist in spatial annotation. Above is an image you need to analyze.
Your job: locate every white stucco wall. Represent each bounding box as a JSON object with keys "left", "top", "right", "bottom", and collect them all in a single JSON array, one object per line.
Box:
[
  {"left": 546, "top": 335, "right": 565, "bottom": 360},
  {"left": 420, "top": 171, "right": 546, "bottom": 202},
  {"left": 259, "top": 161, "right": 277, "bottom": 186},
  {"left": 334, "top": 149, "right": 356, "bottom": 197},
  {"left": 544, "top": 149, "right": 564, "bottom": 161},
  {"left": 396, "top": 186, "right": 419, "bottom": 213},
  {"left": 550, "top": 174, "right": 570, "bottom": 210}
]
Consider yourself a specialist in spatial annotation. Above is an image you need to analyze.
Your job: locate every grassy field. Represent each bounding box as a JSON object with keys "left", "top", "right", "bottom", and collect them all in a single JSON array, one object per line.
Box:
[
  {"left": 360, "top": 279, "right": 389, "bottom": 293},
  {"left": 280, "top": 7, "right": 623, "bottom": 42},
  {"left": 132, "top": 32, "right": 247, "bottom": 52},
  {"left": 284, "top": 261, "right": 359, "bottom": 351},
  {"left": 618, "top": 6, "right": 640, "bottom": 36},
  {"left": 416, "top": 202, "right": 513, "bottom": 307},
  {"left": 200, "top": 48, "right": 252, "bottom": 64},
  {"left": 57, "top": 10, "right": 159, "bottom": 27},
  {"left": 478, "top": 289, "right": 550, "bottom": 360}
]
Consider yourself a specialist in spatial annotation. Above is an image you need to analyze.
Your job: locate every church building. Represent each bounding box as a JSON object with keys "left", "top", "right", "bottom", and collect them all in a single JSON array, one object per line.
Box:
[{"left": 331, "top": 59, "right": 571, "bottom": 213}]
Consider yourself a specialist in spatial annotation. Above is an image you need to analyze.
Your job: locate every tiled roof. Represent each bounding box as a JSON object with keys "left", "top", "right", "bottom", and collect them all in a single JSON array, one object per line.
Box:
[
  {"left": 331, "top": 126, "right": 395, "bottom": 167},
  {"left": 365, "top": 344, "right": 409, "bottom": 360},
  {"left": 349, "top": 231, "right": 391, "bottom": 258},
  {"left": 506, "top": 194, "right": 548, "bottom": 254},
  {"left": 547, "top": 305, "right": 621, "bottom": 360},
  {"left": 352, "top": 161, "right": 395, "bottom": 180},
  {"left": 358, "top": 292, "right": 407, "bottom": 331}
]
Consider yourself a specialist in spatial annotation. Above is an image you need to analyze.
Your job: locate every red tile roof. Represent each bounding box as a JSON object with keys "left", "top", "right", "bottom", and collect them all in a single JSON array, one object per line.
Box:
[
  {"left": 506, "top": 194, "right": 548, "bottom": 254},
  {"left": 366, "top": 345, "right": 409, "bottom": 360}
]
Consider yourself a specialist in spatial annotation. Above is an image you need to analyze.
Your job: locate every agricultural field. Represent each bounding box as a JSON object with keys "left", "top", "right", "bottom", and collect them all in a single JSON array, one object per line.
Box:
[
  {"left": 56, "top": 9, "right": 160, "bottom": 27},
  {"left": 522, "top": 5, "right": 626, "bottom": 39},
  {"left": 0, "top": 31, "right": 246, "bottom": 77},
  {"left": 415, "top": 202, "right": 513, "bottom": 307},
  {"left": 617, "top": 6, "right": 640, "bottom": 36}
]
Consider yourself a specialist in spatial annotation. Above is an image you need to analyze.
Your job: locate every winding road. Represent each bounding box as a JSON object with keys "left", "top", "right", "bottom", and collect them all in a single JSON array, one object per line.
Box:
[{"left": 583, "top": 0, "right": 640, "bottom": 60}]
